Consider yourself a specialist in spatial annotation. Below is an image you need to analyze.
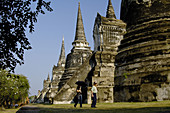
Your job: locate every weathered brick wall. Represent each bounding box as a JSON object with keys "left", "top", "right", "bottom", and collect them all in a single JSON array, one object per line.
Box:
[
  {"left": 92, "top": 10, "right": 126, "bottom": 103},
  {"left": 115, "top": 0, "right": 170, "bottom": 102}
]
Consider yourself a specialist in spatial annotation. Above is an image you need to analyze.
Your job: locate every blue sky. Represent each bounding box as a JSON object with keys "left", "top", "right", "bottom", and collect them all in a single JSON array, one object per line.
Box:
[{"left": 15, "top": 0, "right": 122, "bottom": 96}]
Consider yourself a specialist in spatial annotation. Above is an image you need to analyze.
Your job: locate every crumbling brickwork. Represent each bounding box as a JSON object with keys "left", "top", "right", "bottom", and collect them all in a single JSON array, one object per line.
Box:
[{"left": 115, "top": 0, "right": 170, "bottom": 102}]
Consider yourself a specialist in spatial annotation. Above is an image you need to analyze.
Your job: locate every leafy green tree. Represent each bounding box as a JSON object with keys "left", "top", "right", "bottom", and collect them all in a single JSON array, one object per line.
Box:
[
  {"left": 0, "top": 69, "right": 30, "bottom": 108},
  {"left": 0, "top": 69, "right": 9, "bottom": 107},
  {"left": 16, "top": 75, "right": 30, "bottom": 103},
  {"left": 0, "top": 0, "right": 53, "bottom": 72}
]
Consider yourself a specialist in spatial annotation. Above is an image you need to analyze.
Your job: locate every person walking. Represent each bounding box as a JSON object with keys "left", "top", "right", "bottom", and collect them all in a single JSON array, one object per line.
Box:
[
  {"left": 74, "top": 85, "right": 82, "bottom": 108},
  {"left": 91, "top": 82, "right": 97, "bottom": 108}
]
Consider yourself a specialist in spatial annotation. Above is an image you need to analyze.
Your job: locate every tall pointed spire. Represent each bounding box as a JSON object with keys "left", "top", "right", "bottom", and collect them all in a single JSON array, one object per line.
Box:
[
  {"left": 47, "top": 73, "right": 50, "bottom": 81},
  {"left": 71, "top": 2, "right": 90, "bottom": 52},
  {"left": 57, "top": 36, "right": 65, "bottom": 67},
  {"left": 106, "top": 0, "right": 116, "bottom": 19},
  {"left": 74, "top": 2, "right": 86, "bottom": 41}
]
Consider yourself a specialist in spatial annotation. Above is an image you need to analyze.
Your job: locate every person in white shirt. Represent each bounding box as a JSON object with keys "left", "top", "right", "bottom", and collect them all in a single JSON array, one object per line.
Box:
[{"left": 91, "top": 82, "right": 97, "bottom": 108}]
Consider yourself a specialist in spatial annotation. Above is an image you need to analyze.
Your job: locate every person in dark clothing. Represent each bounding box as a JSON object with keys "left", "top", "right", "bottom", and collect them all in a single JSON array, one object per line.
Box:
[{"left": 74, "top": 85, "right": 82, "bottom": 108}]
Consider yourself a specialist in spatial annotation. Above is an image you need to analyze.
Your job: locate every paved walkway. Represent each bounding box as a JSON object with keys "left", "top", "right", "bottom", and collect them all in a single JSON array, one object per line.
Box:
[{"left": 16, "top": 105, "right": 40, "bottom": 113}]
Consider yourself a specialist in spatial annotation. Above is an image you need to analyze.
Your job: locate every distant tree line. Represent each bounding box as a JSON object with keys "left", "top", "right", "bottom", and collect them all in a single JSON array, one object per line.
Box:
[{"left": 0, "top": 69, "right": 30, "bottom": 108}]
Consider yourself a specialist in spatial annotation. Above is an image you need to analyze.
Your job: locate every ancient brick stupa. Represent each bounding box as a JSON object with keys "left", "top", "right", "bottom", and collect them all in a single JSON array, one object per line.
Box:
[
  {"left": 58, "top": 2, "right": 92, "bottom": 90},
  {"left": 35, "top": 37, "right": 66, "bottom": 103},
  {"left": 50, "top": 36, "right": 66, "bottom": 99},
  {"left": 52, "top": 36, "right": 66, "bottom": 82},
  {"left": 115, "top": 0, "right": 170, "bottom": 102},
  {"left": 91, "top": 0, "right": 126, "bottom": 103}
]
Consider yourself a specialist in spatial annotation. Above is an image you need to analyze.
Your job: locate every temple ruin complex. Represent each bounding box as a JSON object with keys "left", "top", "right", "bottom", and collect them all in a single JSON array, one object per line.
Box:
[{"left": 35, "top": 0, "right": 170, "bottom": 104}]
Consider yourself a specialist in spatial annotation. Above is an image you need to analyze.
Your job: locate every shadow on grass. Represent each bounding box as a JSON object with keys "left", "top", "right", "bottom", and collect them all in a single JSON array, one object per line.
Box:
[{"left": 38, "top": 107, "right": 170, "bottom": 113}]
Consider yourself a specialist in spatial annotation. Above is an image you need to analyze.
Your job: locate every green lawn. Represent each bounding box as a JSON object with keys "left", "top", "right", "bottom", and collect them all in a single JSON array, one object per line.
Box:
[
  {"left": 0, "top": 101, "right": 170, "bottom": 113},
  {"left": 0, "top": 108, "right": 20, "bottom": 113}
]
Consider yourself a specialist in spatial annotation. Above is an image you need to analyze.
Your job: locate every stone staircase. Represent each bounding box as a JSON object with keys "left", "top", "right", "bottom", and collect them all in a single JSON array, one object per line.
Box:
[{"left": 53, "top": 54, "right": 93, "bottom": 104}]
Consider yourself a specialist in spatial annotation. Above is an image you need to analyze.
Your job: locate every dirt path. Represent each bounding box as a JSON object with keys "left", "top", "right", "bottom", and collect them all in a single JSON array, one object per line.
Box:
[{"left": 16, "top": 105, "right": 40, "bottom": 113}]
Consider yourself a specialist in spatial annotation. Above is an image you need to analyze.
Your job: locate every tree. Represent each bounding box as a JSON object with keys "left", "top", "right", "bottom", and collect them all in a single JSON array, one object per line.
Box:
[
  {"left": 0, "top": 0, "right": 53, "bottom": 72},
  {"left": 0, "top": 69, "right": 9, "bottom": 107},
  {"left": 0, "top": 69, "right": 30, "bottom": 108}
]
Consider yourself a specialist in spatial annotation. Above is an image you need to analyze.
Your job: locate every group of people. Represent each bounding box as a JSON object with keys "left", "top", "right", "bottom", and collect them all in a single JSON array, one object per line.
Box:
[{"left": 74, "top": 82, "right": 97, "bottom": 108}]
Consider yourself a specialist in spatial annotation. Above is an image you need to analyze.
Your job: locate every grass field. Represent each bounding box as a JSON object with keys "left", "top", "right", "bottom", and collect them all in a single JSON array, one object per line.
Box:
[
  {"left": 0, "top": 101, "right": 170, "bottom": 113},
  {"left": 0, "top": 108, "right": 20, "bottom": 113}
]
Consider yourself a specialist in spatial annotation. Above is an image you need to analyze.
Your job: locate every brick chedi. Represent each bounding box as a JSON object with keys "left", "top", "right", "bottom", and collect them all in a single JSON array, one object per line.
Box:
[
  {"left": 115, "top": 0, "right": 170, "bottom": 102},
  {"left": 49, "top": 36, "right": 66, "bottom": 102},
  {"left": 35, "top": 37, "right": 66, "bottom": 103},
  {"left": 58, "top": 2, "right": 92, "bottom": 90},
  {"left": 35, "top": 74, "right": 51, "bottom": 103},
  {"left": 52, "top": 36, "right": 66, "bottom": 85},
  {"left": 91, "top": 0, "right": 126, "bottom": 103}
]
